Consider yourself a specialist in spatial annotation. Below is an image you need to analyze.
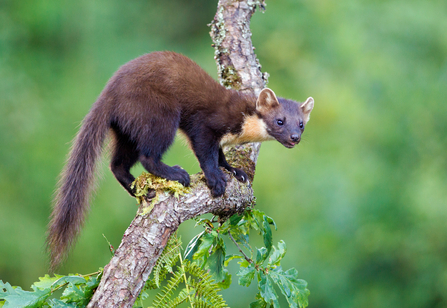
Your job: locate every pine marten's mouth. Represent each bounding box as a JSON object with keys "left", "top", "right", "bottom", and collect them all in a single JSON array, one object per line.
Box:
[{"left": 283, "top": 141, "right": 298, "bottom": 148}]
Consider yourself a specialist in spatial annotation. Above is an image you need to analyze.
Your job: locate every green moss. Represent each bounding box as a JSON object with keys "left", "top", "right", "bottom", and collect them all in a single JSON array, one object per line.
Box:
[
  {"left": 131, "top": 172, "right": 191, "bottom": 216},
  {"left": 190, "top": 172, "right": 206, "bottom": 184},
  {"left": 221, "top": 66, "right": 242, "bottom": 89}
]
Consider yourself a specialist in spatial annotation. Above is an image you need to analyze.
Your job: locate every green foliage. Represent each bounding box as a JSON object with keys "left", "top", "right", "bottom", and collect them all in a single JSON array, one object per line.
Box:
[
  {"left": 0, "top": 233, "right": 228, "bottom": 308},
  {"left": 185, "top": 209, "right": 309, "bottom": 307},
  {"left": 0, "top": 272, "right": 102, "bottom": 308},
  {"left": 139, "top": 232, "right": 228, "bottom": 308},
  {"left": 0, "top": 280, "right": 50, "bottom": 308},
  {"left": 141, "top": 213, "right": 309, "bottom": 308},
  {"left": 144, "top": 232, "right": 183, "bottom": 291},
  {"left": 150, "top": 261, "right": 227, "bottom": 308},
  {"left": 0, "top": 211, "right": 306, "bottom": 308}
]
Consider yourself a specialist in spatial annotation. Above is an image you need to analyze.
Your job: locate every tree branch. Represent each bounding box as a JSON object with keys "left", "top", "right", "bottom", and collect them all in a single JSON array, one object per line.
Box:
[{"left": 87, "top": 1, "right": 266, "bottom": 307}]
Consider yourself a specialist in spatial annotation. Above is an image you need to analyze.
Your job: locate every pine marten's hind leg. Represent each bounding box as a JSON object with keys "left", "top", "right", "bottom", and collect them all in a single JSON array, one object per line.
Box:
[{"left": 110, "top": 129, "right": 139, "bottom": 196}]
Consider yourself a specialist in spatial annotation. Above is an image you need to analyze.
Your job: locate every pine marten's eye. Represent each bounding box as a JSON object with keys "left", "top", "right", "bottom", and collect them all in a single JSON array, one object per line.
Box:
[
  {"left": 276, "top": 119, "right": 284, "bottom": 126},
  {"left": 299, "top": 121, "right": 304, "bottom": 129}
]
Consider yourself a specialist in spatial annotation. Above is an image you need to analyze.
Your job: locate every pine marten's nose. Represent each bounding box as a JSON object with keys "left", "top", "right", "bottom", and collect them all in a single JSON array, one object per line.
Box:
[{"left": 290, "top": 134, "right": 300, "bottom": 143}]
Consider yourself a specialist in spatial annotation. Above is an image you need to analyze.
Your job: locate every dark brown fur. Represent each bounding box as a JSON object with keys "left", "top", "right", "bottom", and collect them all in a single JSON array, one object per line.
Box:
[{"left": 47, "top": 51, "right": 314, "bottom": 270}]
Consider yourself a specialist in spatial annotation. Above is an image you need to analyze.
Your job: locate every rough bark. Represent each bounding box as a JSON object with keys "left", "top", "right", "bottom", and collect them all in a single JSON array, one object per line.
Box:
[{"left": 87, "top": 1, "right": 267, "bottom": 307}]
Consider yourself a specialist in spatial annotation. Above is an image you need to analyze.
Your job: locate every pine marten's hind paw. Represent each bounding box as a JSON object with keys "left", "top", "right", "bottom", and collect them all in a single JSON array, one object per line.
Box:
[{"left": 230, "top": 167, "right": 248, "bottom": 183}]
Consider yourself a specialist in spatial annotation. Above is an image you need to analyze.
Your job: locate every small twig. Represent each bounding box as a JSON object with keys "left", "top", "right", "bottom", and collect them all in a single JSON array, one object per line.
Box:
[
  {"left": 81, "top": 270, "right": 102, "bottom": 278},
  {"left": 228, "top": 232, "right": 253, "bottom": 264}
]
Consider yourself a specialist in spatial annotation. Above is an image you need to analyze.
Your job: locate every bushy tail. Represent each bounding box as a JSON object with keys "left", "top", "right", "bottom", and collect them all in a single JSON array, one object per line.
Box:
[{"left": 47, "top": 97, "right": 110, "bottom": 271}]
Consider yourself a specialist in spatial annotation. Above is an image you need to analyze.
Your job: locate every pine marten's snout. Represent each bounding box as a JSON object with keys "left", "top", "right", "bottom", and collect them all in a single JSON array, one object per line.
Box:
[
  {"left": 284, "top": 133, "right": 301, "bottom": 148},
  {"left": 290, "top": 133, "right": 300, "bottom": 143}
]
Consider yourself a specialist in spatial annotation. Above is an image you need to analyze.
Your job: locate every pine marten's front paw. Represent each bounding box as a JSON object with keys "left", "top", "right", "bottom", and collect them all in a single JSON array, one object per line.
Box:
[
  {"left": 206, "top": 171, "right": 227, "bottom": 197},
  {"left": 171, "top": 165, "right": 191, "bottom": 187}
]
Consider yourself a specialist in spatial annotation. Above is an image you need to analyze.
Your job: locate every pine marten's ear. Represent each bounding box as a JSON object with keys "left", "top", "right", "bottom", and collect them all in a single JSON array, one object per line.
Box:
[
  {"left": 256, "top": 88, "right": 279, "bottom": 113},
  {"left": 300, "top": 97, "right": 314, "bottom": 123}
]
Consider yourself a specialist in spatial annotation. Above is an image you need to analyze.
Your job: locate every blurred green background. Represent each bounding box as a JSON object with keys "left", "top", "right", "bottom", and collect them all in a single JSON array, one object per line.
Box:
[{"left": 1, "top": 0, "right": 446, "bottom": 307}]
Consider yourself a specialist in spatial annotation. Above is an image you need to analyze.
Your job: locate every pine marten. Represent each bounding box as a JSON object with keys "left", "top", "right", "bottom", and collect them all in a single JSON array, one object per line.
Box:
[{"left": 47, "top": 51, "right": 314, "bottom": 269}]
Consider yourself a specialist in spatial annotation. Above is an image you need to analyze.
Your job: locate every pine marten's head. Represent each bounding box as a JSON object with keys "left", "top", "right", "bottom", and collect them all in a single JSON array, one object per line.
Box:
[{"left": 256, "top": 88, "right": 314, "bottom": 149}]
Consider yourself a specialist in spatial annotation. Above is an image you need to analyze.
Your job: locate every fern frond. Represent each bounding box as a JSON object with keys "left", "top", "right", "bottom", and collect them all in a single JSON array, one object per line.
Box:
[
  {"left": 152, "top": 268, "right": 185, "bottom": 308},
  {"left": 152, "top": 241, "right": 181, "bottom": 287},
  {"left": 184, "top": 262, "right": 228, "bottom": 308},
  {"left": 164, "top": 288, "right": 191, "bottom": 308},
  {"left": 194, "top": 298, "right": 218, "bottom": 308},
  {"left": 164, "top": 242, "right": 182, "bottom": 273},
  {"left": 145, "top": 233, "right": 227, "bottom": 308},
  {"left": 147, "top": 232, "right": 182, "bottom": 289}
]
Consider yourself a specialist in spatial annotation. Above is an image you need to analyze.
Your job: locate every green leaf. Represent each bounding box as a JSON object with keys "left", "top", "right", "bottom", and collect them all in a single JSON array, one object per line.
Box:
[
  {"left": 268, "top": 240, "right": 287, "bottom": 267},
  {"left": 193, "top": 232, "right": 216, "bottom": 266},
  {"left": 245, "top": 210, "right": 260, "bottom": 232},
  {"left": 206, "top": 238, "right": 226, "bottom": 282},
  {"left": 224, "top": 254, "right": 243, "bottom": 267},
  {"left": 1, "top": 272, "right": 101, "bottom": 308},
  {"left": 249, "top": 293, "right": 268, "bottom": 308},
  {"left": 184, "top": 231, "right": 204, "bottom": 261},
  {"left": 216, "top": 269, "right": 232, "bottom": 290},
  {"left": 263, "top": 213, "right": 277, "bottom": 231},
  {"left": 48, "top": 299, "right": 78, "bottom": 307},
  {"left": 257, "top": 271, "right": 280, "bottom": 308},
  {"left": 236, "top": 216, "right": 251, "bottom": 235},
  {"left": 251, "top": 209, "right": 266, "bottom": 228},
  {"left": 251, "top": 210, "right": 274, "bottom": 253},
  {"left": 218, "top": 213, "right": 245, "bottom": 235},
  {"left": 59, "top": 275, "right": 98, "bottom": 306},
  {"left": 237, "top": 263, "right": 256, "bottom": 287},
  {"left": 229, "top": 213, "right": 244, "bottom": 226},
  {"left": 256, "top": 247, "right": 269, "bottom": 265},
  {"left": 239, "top": 259, "right": 251, "bottom": 268},
  {"left": 53, "top": 276, "right": 87, "bottom": 289},
  {"left": 82, "top": 276, "right": 100, "bottom": 303},
  {"left": 269, "top": 267, "right": 310, "bottom": 308},
  {"left": 33, "top": 274, "right": 62, "bottom": 290},
  {"left": 61, "top": 284, "right": 84, "bottom": 303},
  {"left": 262, "top": 217, "right": 273, "bottom": 253},
  {"left": 0, "top": 281, "right": 51, "bottom": 308}
]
